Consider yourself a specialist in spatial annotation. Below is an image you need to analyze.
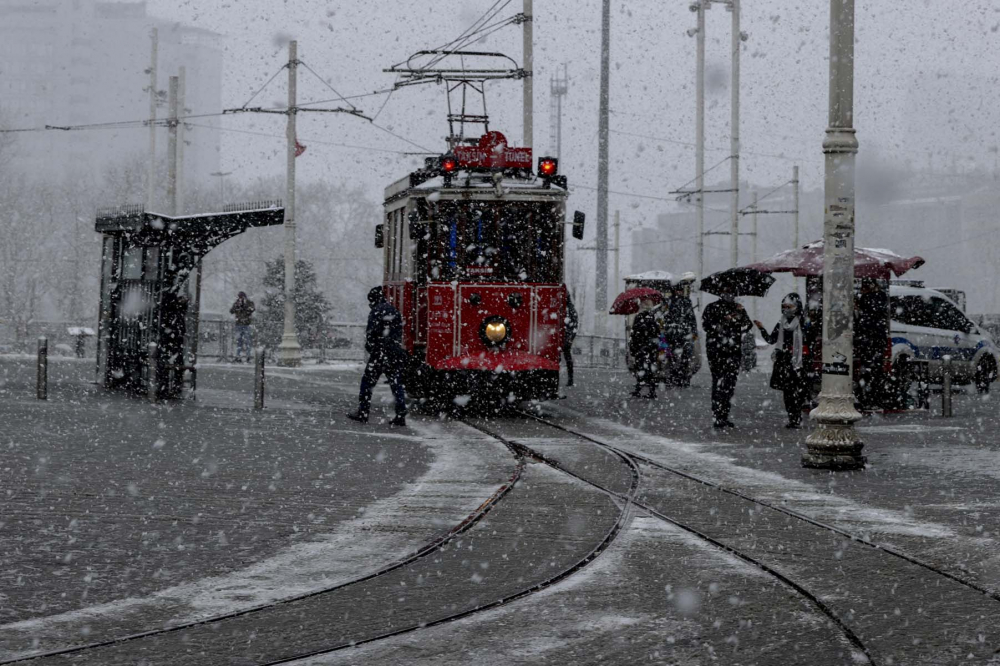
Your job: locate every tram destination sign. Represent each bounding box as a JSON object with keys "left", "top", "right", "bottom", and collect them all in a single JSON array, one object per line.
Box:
[{"left": 453, "top": 131, "right": 532, "bottom": 170}]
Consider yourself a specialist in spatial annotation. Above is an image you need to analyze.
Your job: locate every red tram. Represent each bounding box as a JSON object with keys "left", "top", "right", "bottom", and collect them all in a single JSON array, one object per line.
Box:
[{"left": 377, "top": 131, "right": 584, "bottom": 406}]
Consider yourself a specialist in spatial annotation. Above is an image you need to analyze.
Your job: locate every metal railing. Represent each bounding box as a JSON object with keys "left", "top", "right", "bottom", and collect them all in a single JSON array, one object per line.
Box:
[
  {"left": 197, "top": 319, "right": 366, "bottom": 363},
  {"left": 572, "top": 334, "right": 627, "bottom": 369}
]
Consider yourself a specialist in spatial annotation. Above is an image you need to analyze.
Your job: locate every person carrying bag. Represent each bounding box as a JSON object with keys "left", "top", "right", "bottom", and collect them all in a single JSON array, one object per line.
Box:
[{"left": 754, "top": 293, "right": 808, "bottom": 429}]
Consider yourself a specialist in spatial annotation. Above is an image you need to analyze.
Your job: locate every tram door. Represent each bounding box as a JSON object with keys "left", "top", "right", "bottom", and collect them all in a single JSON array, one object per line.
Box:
[{"left": 95, "top": 202, "right": 284, "bottom": 396}]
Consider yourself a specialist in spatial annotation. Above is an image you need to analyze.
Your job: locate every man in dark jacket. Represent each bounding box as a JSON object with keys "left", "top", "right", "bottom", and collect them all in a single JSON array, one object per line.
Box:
[
  {"left": 561, "top": 292, "right": 579, "bottom": 388},
  {"left": 629, "top": 301, "right": 663, "bottom": 398},
  {"left": 854, "top": 278, "right": 889, "bottom": 409},
  {"left": 348, "top": 287, "right": 408, "bottom": 426},
  {"left": 663, "top": 284, "right": 698, "bottom": 387},
  {"left": 702, "top": 288, "right": 753, "bottom": 428},
  {"left": 230, "top": 292, "right": 255, "bottom": 363}
]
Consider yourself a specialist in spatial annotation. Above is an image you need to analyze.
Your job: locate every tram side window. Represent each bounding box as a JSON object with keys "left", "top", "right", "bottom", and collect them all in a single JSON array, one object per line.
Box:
[
  {"left": 384, "top": 210, "right": 394, "bottom": 280},
  {"left": 396, "top": 207, "right": 407, "bottom": 277}
]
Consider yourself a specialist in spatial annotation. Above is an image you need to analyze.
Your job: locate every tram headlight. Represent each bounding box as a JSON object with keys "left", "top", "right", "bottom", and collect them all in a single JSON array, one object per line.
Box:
[{"left": 480, "top": 316, "right": 510, "bottom": 348}]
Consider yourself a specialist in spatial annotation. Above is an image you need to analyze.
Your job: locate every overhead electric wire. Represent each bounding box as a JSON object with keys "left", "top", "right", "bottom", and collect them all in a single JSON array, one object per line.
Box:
[
  {"left": 298, "top": 60, "right": 358, "bottom": 112},
  {"left": 238, "top": 64, "right": 288, "bottom": 110},
  {"left": 185, "top": 122, "right": 416, "bottom": 155},
  {"left": 417, "top": 0, "right": 513, "bottom": 72}
]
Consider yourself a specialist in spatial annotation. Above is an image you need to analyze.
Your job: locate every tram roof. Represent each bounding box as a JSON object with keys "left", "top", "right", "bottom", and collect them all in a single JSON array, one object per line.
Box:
[{"left": 384, "top": 172, "right": 568, "bottom": 205}]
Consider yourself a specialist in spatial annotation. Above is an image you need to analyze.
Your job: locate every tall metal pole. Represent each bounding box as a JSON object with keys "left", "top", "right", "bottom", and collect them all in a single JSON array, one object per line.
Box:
[
  {"left": 729, "top": 0, "right": 741, "bottom": 268},
  {"left": 522, "top": 0, "right": 533, "bottom": 148},
  {"left": 595, "top": 0, "right": 611, "bottom": 330},
  {"left": 277, "top": 40, "right": 302, "bottom": 367},
  {"left": 176, "top": 66, "right": 186, "bottom": 215},
  {"left": 613, "top": 209, "right": 620, "bottom": 299},
  {"left": 792, "top": 165, "right": 801, "bottom": 294},
  {"left": 146, "top": 28, "right": 158, "bottom": 212},
  {"left": 166, "top": 75, "right": 178, "bottom": 216},
  {"left": 803, "top": 0, "right": 865, "bottom": 470},
  {"left": 695, "top": 1, "right": 706, "bottom": 284},
  {"left": 751, "top": 191, "right": 758, "bottom": 320}
]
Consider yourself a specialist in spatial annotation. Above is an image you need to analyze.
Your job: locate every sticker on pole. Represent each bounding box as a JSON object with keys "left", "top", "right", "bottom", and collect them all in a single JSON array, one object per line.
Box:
[{"left": 822, "top": 362, "right": 850, "bottom": 376}]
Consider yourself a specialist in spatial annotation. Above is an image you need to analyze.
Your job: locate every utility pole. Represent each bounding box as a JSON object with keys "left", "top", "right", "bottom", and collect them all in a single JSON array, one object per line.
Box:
[
  {"left": 549, "top": 64, "right": 568, "bottom": 159},
  {"left": 146, "top": 28, "right": 158, "bottom": 212},
  {"left": 277, "top": 40, "right": 302, "bottom": 367},
  {"left": 176, "top": 66, "right": 186, "bottom": 215},
  {"left": 729, "top": 0, "right": 741, "bottom": 268},
  {"left": 613, "top": 210, "right": 621, "bottom": 299},
  {"left": 751, "top": 191, "right": 758, "bottom": 320},
  {"left": 595, "top": 0, "right": 611, "bottom": 331},
  {"left": 166, "top": 75, "right": 179, "bottom": 216},
  {"left": 792, "top": 165, "right": 801, "bottom": 293},
  {"left": 694, "top": 1, "right": 706, "bottom": 285},
  {"left": 803, "top": 0, "right": 865, "bottom": 470},
  {"left": 522, "top": 0, "right": 533, "bottom": 149}
]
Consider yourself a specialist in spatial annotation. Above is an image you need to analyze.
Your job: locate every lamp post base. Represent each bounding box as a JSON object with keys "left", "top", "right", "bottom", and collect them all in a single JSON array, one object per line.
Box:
[
  {"left": 276, "top": 334, "right": 302, "bottom": 368},
  {"left": 803, "top": 424, "right": 865, "bottom": 470}
]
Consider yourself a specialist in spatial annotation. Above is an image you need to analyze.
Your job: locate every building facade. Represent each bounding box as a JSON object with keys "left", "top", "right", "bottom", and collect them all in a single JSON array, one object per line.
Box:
[{"left": 0, "top": 0, "right": 222, "bottom": 203}]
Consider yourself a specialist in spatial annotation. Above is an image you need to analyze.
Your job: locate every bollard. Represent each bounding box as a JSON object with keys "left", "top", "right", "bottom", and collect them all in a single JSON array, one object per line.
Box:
[
  {"left": 253, "top": 346, "right": 265, "bottom": 410},
  {"left": 36, "top": 337, "right": 48, "bottom": 400},
  {"left": 942, "top": 355, "right": 953, "bottom": 417},
  {"left": 148, "top": 343, "right": 159, "bottom": 403}
]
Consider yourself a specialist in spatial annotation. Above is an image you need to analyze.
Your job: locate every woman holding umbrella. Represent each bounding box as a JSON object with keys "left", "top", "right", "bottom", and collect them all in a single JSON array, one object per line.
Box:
[{"left": 754, "top": 293, "right": 808, "bottom": 429}]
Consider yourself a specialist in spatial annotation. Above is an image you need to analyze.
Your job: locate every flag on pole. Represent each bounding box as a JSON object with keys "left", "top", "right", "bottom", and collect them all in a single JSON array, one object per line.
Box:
[{"left": 295, "top": 139, "right": 307, "bottom": 157}]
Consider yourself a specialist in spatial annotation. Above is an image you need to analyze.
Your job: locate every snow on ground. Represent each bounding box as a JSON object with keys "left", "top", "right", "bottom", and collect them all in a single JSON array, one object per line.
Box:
[
  {"left": 0, "top": 421, "right": 511, "bottom": 661},
  {"left": 564, "top": 415, "right": 958, "bottom": 540},
  {"left": 306, "top": 514, "right": 852, "bottom": 666}
]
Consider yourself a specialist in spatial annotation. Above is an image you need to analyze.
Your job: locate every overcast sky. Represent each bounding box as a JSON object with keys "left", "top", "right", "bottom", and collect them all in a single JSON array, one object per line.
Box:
[{"left": 141, "top": 0, "right": 1000, "bottom": 228}]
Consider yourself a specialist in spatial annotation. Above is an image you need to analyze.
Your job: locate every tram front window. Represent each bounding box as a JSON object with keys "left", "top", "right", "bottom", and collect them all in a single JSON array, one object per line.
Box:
[{"left": 428, "top": 202, "right": 563, "bottom": 283}]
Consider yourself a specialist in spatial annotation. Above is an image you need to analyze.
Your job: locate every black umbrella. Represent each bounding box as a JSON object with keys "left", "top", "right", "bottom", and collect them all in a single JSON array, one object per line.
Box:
[{"left": 699, "top": 267, "right": 775, "bottom": 297}]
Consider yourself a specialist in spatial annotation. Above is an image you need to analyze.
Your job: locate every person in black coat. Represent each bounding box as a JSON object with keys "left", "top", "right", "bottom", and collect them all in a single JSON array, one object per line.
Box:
[
  {"left": 629, "top": 302, "right": 663, "bottom": 398},
  {"left": 854, "top": 278, "right": 889, "bottom": 409},
  {"left": 755, "top": 293, "right": 808, "bottom": 428},
  {"left": 663, "top": 285, "right": 698, "bottom": 387},
  {"left": 562, "top": 292, "right": 579, "bottom": 387},
  {"left": 702, "top": 288, "right": 753, "bottom": 428},
  {"left": 348, "top": 287, "right": 408, "bottom": 426}
]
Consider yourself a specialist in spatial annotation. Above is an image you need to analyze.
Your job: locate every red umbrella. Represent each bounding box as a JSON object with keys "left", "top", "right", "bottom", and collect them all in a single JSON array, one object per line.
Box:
[
  {"left": 609, "top": 287, "right": 664, "bottom": 315},
  {"left": 746, "top": 240, "right": 925, "bottom": 279}
]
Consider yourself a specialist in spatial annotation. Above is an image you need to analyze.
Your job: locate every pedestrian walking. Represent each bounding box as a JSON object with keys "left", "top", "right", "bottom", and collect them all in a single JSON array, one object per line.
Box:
[
  {"left": 754, "top": 293, "right": 808, "bottom": 429},
  {"left": 629, "top": 300, "right": 663, "bottom": 398},
  {"left": 663, "top": 280, "right": 698, "bottom": 387},
  {"left": 854, "top": 278, "right": 889, "bottom": 410},
  {"left": 561, "top": 292, "right": 579, "bottom": 388},
  {"left": 347, "top": 286, "right": 408, "bottom": 426},
  {"left": 702, "top": 287, "right": 753, "bottom": 428},
  {"left": 230, "top": 292, "right": 255, "bottom": 363}
]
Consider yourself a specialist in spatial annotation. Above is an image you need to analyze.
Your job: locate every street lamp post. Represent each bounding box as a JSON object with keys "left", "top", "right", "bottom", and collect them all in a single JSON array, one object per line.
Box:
[{"left": 803, "top": 0, "right": 865, "bottom": 470}]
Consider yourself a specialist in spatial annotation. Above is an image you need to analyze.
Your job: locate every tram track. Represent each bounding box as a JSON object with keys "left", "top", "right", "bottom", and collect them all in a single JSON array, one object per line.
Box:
[
  {"left": 519, "top": 408, "right": 1000, "bottom": 605},
  {"left": 1, "top": 440, "right": 527, "bottom": 665},
  {"left": 2, "top": 420, "right": 638, "bottom": 666},
  {"left": 475, "top": 413, "right": 876, "bottom": 665}
]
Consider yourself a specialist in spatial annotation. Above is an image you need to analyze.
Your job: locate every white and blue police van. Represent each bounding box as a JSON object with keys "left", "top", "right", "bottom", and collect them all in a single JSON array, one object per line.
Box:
[{"left": 889, "top": 284, "right": 999, "bottom": 393}]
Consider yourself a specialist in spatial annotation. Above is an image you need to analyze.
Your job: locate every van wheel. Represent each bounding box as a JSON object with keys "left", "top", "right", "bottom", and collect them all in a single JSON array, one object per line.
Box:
[{"left": 975, "top": 358, "right": 997, "bottom": 394}]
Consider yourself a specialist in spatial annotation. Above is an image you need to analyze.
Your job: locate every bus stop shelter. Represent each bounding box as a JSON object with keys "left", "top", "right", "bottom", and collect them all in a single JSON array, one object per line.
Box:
[{"left": 94, "top": 201, "right": 283, "bottom": 397}]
